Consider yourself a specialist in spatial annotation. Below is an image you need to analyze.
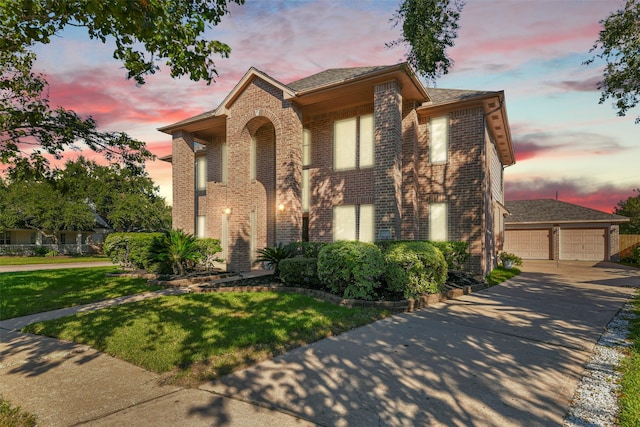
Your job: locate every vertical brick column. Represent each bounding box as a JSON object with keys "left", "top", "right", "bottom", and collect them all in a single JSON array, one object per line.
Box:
[
  {"left": 610, "top": 224, "right": 620, "bottom": 261},
  {"left": 374, "top": 80, "right": 403, "bottom": 240},
  {"left": 172, "top": 131, "right": 195, "bottom": 234},
  {"left": 276, "top": 105, "right": 303, "bottom": 244}
]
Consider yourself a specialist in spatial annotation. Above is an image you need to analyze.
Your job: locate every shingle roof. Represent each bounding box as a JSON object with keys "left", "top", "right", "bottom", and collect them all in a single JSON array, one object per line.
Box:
[
  {"left": 425, "top": 88, "right": 494, "bottom": 106},
  {"left": 287, "top": 65, "right": 398, "bottom": 92},
  {"left": 505, "top": 199, "right": 628, "bottom": 224}
]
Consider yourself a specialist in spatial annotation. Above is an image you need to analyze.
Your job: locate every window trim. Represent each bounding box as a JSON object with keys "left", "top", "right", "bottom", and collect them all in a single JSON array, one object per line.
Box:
[{"left": 429, "top": 115, "right": 449, "bottom": 164}]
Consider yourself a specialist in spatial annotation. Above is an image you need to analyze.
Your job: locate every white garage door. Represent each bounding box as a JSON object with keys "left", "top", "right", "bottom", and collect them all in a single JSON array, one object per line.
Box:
[
  {"left": 560, "top": 229, "right": 606, "bottom": 261},
  {"left": 504, "top": 229, "right": 551, "bottom": 260}
]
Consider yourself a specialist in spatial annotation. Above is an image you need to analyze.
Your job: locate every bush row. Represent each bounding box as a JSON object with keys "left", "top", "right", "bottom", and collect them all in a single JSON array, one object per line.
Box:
[
  {"left": 279, "top": 240, "right": 463, "bottom": 301},
  {"left": 104, "top": 231, "right": 221, "bottom": 274}
]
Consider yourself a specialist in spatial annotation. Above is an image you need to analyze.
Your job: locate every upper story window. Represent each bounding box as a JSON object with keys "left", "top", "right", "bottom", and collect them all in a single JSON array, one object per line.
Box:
[
  {"left": 333, "top": 114, "right": 374, "bottom": 171},
  {"left": 429, "top": 115, "right": 448, "bottom": 163},
  {"left": 195, "top": 155, "right": 207, "bottom": 191},
  {"left": 250, "top": 137, "right": 256, "bottom": 181},
  {"left": 221, "top": 142, "right": 227, "bottom": 183},
  {"left": 303, "top": 129, "right": 311, "bottom": 167}
]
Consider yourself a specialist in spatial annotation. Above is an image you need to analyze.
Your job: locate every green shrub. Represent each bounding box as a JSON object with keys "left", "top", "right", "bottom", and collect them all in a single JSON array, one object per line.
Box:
[
  {"left": 317, "top": 241, "right": 385, "bottom": 300},
  {"left": 279, "top": 257, "right": 322, "bottom": 289},
  {"left": 255, "top": 242, "right": 294, "bottom": 279},
  {"left": 195, "top": 238, "right": 223, "bottom": 270},
  {"left": 284, "top": 241, "right": 326, "bottom": 258},
  {"left": 382, "top": 241, "right": 448, "bottom": 299},
  {"left": 376, "top": 240, "right": 469, "bottom": 271},
  {"left": 147, "top": 229, "right": 203, "bottom": 275},
  {"left": 104, "top": 232, "right": 163, "bottom": 270},
  {"left": 428, "top": 241, "right": 469, "bottom": 270},
  {"left": 634, "top": 245, "right": 640, "bottom": 265}
]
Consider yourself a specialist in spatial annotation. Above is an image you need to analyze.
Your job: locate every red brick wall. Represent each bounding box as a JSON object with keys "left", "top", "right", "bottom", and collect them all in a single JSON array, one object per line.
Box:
[
  {"left": 172, "top": 131, "right": 195, "bottom": 234},
  {"left": 417, "top": 106, "right": 487, "bottom": 274},
  {"left": 304, "top": 105, "right": 375, "bottom": 242},
  {"left": 374, "top": 80, "right": 403, "bottom": 240}
]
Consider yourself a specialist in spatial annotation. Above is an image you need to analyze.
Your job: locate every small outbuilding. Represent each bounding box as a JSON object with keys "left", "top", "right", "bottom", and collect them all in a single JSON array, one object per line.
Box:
[{"left": 503, "top": 199, "right": 629, "bottom": 261}]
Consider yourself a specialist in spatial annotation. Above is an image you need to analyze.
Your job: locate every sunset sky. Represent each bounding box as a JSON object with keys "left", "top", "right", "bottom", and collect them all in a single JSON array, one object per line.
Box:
[{"left": 31, "top": 0, "right": 638, "bottom": 213}]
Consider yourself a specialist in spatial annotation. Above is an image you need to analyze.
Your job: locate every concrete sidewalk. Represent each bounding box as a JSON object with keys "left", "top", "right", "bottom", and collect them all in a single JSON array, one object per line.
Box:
[
  {"left": 1, "top": 261, "right": 638, "bottom": 426},
  {"left": 0, "top": 261, "right": 113, "bottom": 273}
]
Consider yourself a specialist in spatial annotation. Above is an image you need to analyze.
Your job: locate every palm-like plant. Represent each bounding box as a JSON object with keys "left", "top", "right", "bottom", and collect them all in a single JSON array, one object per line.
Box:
[
  {"left": 150, "top": 229, "right": 202, "bottom": 275},
  {"left": 255, "top": 242, "right": 294, "bottom": 279}
]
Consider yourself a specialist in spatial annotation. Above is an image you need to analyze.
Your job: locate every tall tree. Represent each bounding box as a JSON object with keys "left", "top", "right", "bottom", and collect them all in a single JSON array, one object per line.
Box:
[
  {"left": 615, "top": 189, "right": 640, "bottom": 234},
  {"left": 586, "top": 0, "right": 640, "bottom": 123},
  {"left": 1, "top": 0, "right": 244, "bottom": 168},
  {"left": 388, "top": 0, "right": 465, "bottom": 82}
]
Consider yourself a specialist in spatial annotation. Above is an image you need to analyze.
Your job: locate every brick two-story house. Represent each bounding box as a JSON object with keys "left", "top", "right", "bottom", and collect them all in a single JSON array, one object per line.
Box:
[{"left": 159, "top": 63, "right": 515, "bottom": 275}]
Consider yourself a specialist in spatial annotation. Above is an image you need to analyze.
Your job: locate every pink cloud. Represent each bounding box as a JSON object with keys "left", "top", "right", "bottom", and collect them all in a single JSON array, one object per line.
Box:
[{"left": 505, "top": 179, "right": 635, "bottom": 213}]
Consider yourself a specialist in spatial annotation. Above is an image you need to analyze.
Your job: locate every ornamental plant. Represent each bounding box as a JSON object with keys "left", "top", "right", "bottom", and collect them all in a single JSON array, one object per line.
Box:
[
  {"left": 317, "top": 241, "right": 385, "bottom": 300},
  {"left": 382, "top": 241, "right": 448, "bottom": 299}
]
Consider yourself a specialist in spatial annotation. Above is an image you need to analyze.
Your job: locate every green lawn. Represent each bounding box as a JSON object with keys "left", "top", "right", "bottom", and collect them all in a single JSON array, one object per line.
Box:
[
  {"left": 24, "top": 292, "right": 389, "bottom": 385},
  {"left": 0, "top": 255, "right": 109, "bottom": 266},
  {"left": 619, "top": 291, "right": 640, "bottom": 427},
  {"left": 486, "top": 266, "right": 521, "bottom": 286},
  {"left": 0, "top": 267, "right": 159, "bottom": 320}
]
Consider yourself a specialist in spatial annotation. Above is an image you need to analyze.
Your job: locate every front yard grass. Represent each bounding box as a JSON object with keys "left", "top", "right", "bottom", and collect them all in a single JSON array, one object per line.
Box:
[
  {"left": 486, "top": 266, "right": 521, "bottom": 286},
  {"left": 619, "top": 292, "right": 640, "bottom": 427},
  {"left": 23, "top": 292, "right": 389, "bottom": 386},
  {"left": 0, "top": 267, "right": 159, "bottom": 320},
  {"left": 0, "top": 397, "right": 37, "bottom": 427},
  {"left": 0, "top": 255, "right": 108, "bottom": 266}
]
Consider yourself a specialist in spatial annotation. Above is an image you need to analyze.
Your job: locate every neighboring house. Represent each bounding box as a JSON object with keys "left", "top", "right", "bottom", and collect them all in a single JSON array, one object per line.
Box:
[
  {"left": 503, "top": 199, "right": 629, "bottom": 261},
  {"left": 0, "top": 214, "right": 111, "bottom": 255},
  {"left": 159, "top": 63, "right": 515, "bottom": 274}
]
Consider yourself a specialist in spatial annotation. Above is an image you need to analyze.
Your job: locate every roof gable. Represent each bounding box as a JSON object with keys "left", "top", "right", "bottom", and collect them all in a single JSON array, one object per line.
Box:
[{"left": 505, "top": 199, "right": 629, "bottom": 224}]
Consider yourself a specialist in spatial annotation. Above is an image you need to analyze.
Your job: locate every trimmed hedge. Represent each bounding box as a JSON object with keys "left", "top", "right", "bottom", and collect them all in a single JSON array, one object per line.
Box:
[
  {"left": 279, "top": 257, "right": 322, "bottom": 289},
  {"left": 377, "top": 240, "right": 469, "bottom": 271},
  {"left": 317, "top": 241, "right": 385, "bottom": 300},
  {"left": 284, "top": 241, "right": 326, "bottom": 258},
  {"left": 382, "top": 241, "right": 448, "bottom": 299}
]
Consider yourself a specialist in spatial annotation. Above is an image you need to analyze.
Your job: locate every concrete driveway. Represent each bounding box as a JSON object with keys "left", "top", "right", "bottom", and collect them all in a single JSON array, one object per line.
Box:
[
  {"left": 1, "top": 260, "right": 637, "bottom": 426},
  {"left": 204, "top": 261, "right": 638, "bottom": 426}
]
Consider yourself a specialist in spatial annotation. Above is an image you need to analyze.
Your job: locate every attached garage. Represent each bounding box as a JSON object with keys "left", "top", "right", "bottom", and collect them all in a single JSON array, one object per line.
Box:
[
  {"left": 504, "top": 229, "right": 551, "bottom": 260},
  {"left": 560, "top": 228, "right": 606, "bottom": 261},
  {"left": 504, "top": 199, "right": 628, "bottom": 262}
]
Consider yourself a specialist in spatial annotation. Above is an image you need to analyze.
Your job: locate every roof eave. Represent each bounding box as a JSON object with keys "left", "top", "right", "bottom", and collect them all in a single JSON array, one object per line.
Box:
[{"left": 286, "top": 63, "right": 429, "bottom": 103}]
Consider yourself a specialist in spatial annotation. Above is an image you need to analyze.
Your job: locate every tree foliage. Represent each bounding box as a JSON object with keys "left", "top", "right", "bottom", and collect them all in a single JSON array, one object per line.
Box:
[
  {"left": 615, "top": 189, "right": 640, "bottom": 234},
  {"left": 1, "top": 0, "right": 243, "bottom": 168},
  {"left": 0, "top": 157, "right": 171, "bottom": 236},
  {"left": 388, "top": 0, "right": 465, "bottom": 82},
  {"left": 586, "top": 0, "right": 640, "bottom": 123}
]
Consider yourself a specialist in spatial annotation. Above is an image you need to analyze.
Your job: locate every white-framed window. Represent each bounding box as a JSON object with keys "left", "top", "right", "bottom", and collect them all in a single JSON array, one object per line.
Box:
[
  {"left": 301, "top": 169, "right": 310, "bottom": 212},
  {"left": 0, "top": 231, "right": 10, "bottom": 245},
  {"left": 429, "top": 115, "right": 448, "bottom": 163},
  {"left": 358, "top": 204, "right": 375, "bottom": 243},
  {"left": 333, "top": 204, "right": 374, "bottom": 242},
  {"left": 429, "top": 202, "right": 448, "bottom": 241},
  {"left": 250, "top": 210, "right": 256, "bottom": 262},
  {"left": 195, "top": 215, "right": 206, "bottom": 238},
  {"left": 221, "top": 141, "right": 227, "bottom": 183},
  {"left": 303, "top": 129, "right": 311, "bottom": 166},
  {"left": 221, "top": 214, "right": 228, "bottom": 260},
  {"left": 333, "top": 114, "right": 374, "bottom": 170},
  {"left": 359, "top": 114, "right": 374, "bottom": 168},
  {"left": 195, "top": 155, "right": 207, "bottom": 191},
  {"left": 250, "top": 137, "right": 256, "bottom": 181}
]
